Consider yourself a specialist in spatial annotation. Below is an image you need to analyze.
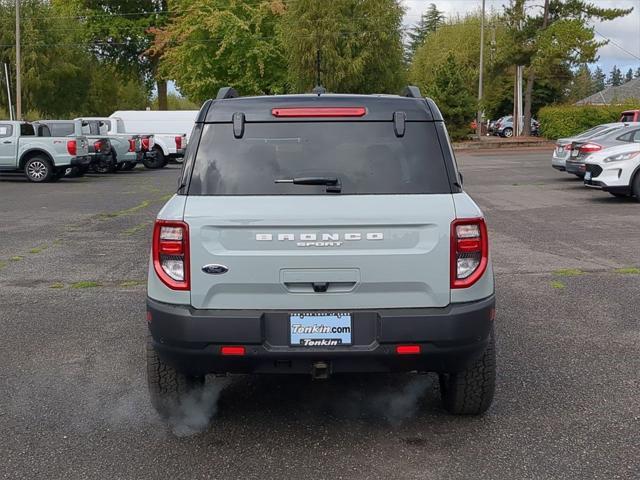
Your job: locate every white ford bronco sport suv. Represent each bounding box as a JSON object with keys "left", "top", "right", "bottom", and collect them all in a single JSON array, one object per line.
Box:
[{"left": 146, "top": 86, "right": 496, "bottom": 416}]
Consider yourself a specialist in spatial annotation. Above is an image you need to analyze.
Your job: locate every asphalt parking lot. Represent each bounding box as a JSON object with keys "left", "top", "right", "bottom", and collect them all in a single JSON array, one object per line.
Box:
[{"left": 1, "top": 150, "right": 639, "bottom": 479}]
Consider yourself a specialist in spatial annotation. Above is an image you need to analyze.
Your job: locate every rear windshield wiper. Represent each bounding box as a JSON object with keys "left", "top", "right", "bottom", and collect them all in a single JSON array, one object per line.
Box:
[{"left": 275, "top": 176, "right": 342, "bottom": 193}]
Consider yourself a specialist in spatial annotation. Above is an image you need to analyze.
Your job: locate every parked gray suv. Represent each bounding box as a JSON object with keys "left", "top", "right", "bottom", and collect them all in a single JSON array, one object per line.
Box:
[{"left": 146, "top": 86, "right": 496, "bottom": 417}]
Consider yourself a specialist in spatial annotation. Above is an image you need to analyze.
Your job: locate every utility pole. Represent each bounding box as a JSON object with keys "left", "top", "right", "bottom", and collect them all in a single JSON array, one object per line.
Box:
[
  {"left": 15, "top": 0, "right": 22, "bottom": 120},
  {"left": 4, "top": 63, "right": 14, "bottom": 120},
  {"left": 476, "top": 0, "right": 486, "bottom": 139}
]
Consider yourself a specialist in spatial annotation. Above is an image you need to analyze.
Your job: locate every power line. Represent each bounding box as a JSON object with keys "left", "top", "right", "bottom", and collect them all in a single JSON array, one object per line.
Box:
[{"left": 593, "top": 28, "right": 640, "bottom": 62}]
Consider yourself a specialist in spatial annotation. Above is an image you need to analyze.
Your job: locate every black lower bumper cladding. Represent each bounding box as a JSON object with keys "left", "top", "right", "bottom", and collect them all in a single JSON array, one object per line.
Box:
[{"left": 147, "top": 295, "right": 496, "bottom": 376}]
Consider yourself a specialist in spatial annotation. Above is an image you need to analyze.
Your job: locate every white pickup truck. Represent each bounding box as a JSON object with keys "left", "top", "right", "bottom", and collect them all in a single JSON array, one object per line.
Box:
[{"left": 0, "top": 120, "right": 90, "bottom": 182}]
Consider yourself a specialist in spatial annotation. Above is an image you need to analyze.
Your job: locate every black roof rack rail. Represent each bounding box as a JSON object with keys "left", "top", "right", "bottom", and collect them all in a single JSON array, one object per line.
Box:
[
  {"left": 401, "top": 85, "right": 422, "bottom": 98},
  {"left": 216, "top": 87, "right": 239, "bottom": 100}
]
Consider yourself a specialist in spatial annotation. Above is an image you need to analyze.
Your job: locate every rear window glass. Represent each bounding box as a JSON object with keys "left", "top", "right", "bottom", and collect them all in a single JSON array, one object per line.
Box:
[
  {"left": 49, "top": 123, "right": 74, "bottom": 137},
  {"left": 0, "top": 124, "right": 12, "bottom": 137},
  {"left": 20, "top": 124, "right": 35, "bottom": 136},
  {"left": 188, "top": 122, "right": 451, "bottom": 195}
]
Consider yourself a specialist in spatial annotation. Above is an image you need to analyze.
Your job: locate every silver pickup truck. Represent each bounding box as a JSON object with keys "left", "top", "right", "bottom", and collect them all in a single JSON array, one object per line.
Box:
[
  {"left": 76, "top": 117, "right": 156, "bottom": 170},
  {"left": 0, "top": 120, "right": 90, "bottom": 182}
]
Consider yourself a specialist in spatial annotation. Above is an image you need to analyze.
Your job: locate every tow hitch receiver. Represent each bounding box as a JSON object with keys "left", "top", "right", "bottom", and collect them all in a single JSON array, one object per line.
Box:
[{"left": 312, "top": 361, "right": 330, "bottom": 379}]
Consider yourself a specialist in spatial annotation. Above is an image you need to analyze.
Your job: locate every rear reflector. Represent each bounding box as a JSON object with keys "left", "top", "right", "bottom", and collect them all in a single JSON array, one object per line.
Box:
[
  {"left": 175, "top": 135, "right": 183, "bottom": 150},
  {"left": 271, "top": 107, "right": 366, "bottom": 118},
  {"left": 396, "top": 345, "right": 421, "bottom": 355},
  {"left": 221, "top": 346, "right": 245, "bottom": 356}
]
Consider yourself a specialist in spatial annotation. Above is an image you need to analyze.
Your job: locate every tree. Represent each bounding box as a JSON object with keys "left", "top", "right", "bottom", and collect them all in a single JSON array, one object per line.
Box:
[
  {"left": 635, "top": 67, "right": 640, "bottom": 78},
  {"left": 503, "top": 0, "right": 632, "bottom": 135},
  {"left": 608, "top": 65, "right": 623, "bottom": 86},
  {"left": 568, "top": 64, "right": 594, "bottom": 101},
  {"left": 154, "top": 0, "right": 287, "bottom": 102},
  {"left": 592, "top": 66, "right": 606, "bottom": 91},
  {"left": 280, "top": 0, "right": 406, "bottom": 94},
  {"left": 424, "top": 54, "right": 475, "bottom": 140},
  {"left": 406, "top": 3, "right": 445, "bottom": 61},
  {"left": 625, "top": 68, "right": 633, "bottom": 83},
  {"left": 73, "top": 0, "right": 167, "bottom": 108}
]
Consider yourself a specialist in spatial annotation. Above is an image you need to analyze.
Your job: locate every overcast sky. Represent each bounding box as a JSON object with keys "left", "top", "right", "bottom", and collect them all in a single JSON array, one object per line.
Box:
[{"left": 402, "top": 0, "right": 640, "bottom": 76}]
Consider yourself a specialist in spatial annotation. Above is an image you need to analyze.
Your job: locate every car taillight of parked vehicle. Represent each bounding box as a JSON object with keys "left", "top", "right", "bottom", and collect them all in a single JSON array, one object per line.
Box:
[
  {"left": 152, "top": 220, "right": 190, "bottom": 290},
  {"left": 579, "top": 143, "right": 602, "bottom": 154},
  {"left": 67, "top": 140, "right": 77, "bottom": 156},
  {"left": 94, "top": 140, "right": 104, "bottom": 153},
  {"left": 175, "top": 135, "right": 183, "bottom": 150},
  {"left": 128, "top": 138, "right": 136, "bottom": 152},
  {"left": 141, "top": 137, "right": 150, "bottom": 151},
  {"left": 450, "top": 218, "right": 488, "bottom": 289}
]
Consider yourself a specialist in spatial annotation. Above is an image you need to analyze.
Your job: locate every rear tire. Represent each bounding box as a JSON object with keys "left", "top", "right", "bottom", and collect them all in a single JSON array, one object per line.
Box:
[
  {"left": 439, "top": 329, "right": 496, "bottom": 415},
  {"left": 24, "top": 156, "right": 55, "bottom": 182},
  {"left": 121, "top": 161, "right": 136, "bottom": 171},
  {"left": 143, "top": 147, "right": 166, "bottom": 169},
  {"left": 146, "top": 335, "right": 205, "bottom": 418},
  {"left": 501, "top": 127, "right": 513, "bottom": 138}
]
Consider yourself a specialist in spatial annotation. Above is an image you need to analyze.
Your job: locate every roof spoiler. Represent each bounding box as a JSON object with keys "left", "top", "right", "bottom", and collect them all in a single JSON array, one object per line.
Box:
[
  {"left": 401, "top": 85, "right": 422, "bottom": 98},
  {"left": 216, "top": 87, "right": 239, "bottom": 100}
]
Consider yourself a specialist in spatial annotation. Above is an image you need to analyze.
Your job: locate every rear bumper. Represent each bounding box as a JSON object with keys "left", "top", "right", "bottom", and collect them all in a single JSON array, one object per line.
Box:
[
  {"left": 147, "top": 295, "right": 496, "bottom": 376},
  {"left": 565, "top": 161, "right": 585, "bottom": 176},
  {"left": 71, "top": 156, "right": 91, "bottom": 167}
]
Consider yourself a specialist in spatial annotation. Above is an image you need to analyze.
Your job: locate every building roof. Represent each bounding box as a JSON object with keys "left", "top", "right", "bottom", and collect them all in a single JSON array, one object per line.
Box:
[{"left": 576, "top": 77, "right": 640, "bottom": 105}]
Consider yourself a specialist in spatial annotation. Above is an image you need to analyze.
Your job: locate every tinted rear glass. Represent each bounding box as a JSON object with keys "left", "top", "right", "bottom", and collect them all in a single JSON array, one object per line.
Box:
[
  {"left": 188, "top": 122, "right": 451, "bottom": 195},
  {"left": 49, "top": 123, "right": 74, "bottom": 137}
]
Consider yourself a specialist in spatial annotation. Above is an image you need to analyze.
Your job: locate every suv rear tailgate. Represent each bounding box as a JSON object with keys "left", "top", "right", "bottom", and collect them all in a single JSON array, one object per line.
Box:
[{"left": 185, "top": 194, "right": 455, "bottom": 310}]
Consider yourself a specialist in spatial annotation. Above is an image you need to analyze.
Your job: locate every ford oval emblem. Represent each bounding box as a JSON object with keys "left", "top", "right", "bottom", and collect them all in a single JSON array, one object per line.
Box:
[{"left": 202, "top": 264, "right": 229, "bottom": 275}]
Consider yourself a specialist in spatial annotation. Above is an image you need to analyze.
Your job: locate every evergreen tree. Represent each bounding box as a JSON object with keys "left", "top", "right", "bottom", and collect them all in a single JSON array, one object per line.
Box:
[
  {"left": 608, "top": 65, "right": 623, "bottom": 86},
  {"left": 592, "top": 66, "right": 606, "bottom": 91},
  {"left": 406, "top": 4, "right": 445, "bottom": 60},
  {"left": 625, "top": 68, "right": 633, "bottom": 83},
  {"left": 635, "top": 67, "right": 640, "bottom": 78},
  {"left": 425, "top": 53, "right": 475, "bottom": 140},
  {"left": 569, "top": 64, "right": 594, "bottom": 101}
]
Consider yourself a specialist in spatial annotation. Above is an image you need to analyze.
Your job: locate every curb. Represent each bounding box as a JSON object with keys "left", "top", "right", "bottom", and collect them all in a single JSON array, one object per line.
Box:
[{"left": 453, "top": 140, "right": 554, "bottom": 151}]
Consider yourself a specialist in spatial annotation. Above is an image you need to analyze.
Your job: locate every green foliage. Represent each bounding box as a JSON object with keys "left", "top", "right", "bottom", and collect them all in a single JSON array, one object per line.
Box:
[
  {"left": 538, "top": 102, "right": 640, "bottom": 139},
  {"left": 592, "top": 67, "right": 606, "bottom": 91},
  {"left": 405, "top": 3, "right": 445, "bottom": 61},
  {"left": 280, "top": 0, "right": 406, "bottom": 94},
  {"left": 156, "top": 0, "right": 287, "bottom": 102},
  {"left": 625, "top": 68, "right": 634, "bottom": 83},
  {"left": 424, "top": 54, "right": 476, "bottom": 140},
  {"left": 608, "top": 65, "right": 624, "bottom": 86},
  {"left": 150, "top": 93, "right": 200, "bottom": 110}
]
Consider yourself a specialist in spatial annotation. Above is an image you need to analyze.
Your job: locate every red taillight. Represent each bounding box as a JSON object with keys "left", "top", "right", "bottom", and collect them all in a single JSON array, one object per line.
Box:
[
  {"left": 175, "top": 135, "right": 183, "bottom": 150},
  {"left": 152, "top": 220, "right": 190, "bottom": 291},
  {"left": 579, "top": 143, "right": 602, "bottom": 153},
  {"left": 67, "top": 140, "right": 77, "bottom": 156},
  {"left": 271, "top": 107, "right": 366, "bottom": 118},
  {"left": 142, "top": 137, "right": 150, "bottom": 151},
  {"left": 128, "top": 139, "right": 136, "bottom": 152},
  {"left": 93, "top": 140, "right": 103, "bottom": 153},
  {"left": 221, "top": 346, "right": 245, "bottom": 356},
  {"left": 396, "top": 345, "right": 421, "bottom": 355},
  {"left": 451, "top": 218, "right": 489, "bottom": 289}
]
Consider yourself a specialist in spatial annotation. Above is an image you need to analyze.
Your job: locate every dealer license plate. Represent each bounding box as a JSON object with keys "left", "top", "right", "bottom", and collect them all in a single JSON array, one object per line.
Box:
[{"left": 290, "top": 312, "right": 352, "bottom": 347}]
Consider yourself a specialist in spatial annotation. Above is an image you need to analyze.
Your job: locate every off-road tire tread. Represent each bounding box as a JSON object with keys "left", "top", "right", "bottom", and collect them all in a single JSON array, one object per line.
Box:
[
  {"left": 440, "top": 329, "right": 496, "bottom": 415},
  {"left": 146, "top": 335, "right": 203, "bottom": 418}
]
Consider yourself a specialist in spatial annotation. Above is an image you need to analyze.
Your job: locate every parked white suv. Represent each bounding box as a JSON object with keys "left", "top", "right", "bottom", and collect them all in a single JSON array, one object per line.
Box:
[
  {"left": 146, "top": 86, "right": 496, "bottom": 419},
  {"left": 584, "top": 141, "right": 640, "bottom": 200}
]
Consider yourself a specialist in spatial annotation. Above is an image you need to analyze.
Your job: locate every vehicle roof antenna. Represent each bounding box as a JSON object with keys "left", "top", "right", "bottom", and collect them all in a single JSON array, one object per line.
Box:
[{"left": 312, "top": 49, "right": 326, "bottom": 96}]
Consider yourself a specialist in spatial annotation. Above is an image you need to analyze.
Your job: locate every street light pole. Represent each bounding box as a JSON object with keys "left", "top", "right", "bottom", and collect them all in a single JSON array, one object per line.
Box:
[
  {"left": 15, "top": 0, "right": 22, "bottom": 120},
  {"left": 476, "top": 0, "right": 486, "bottom": 139}
]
